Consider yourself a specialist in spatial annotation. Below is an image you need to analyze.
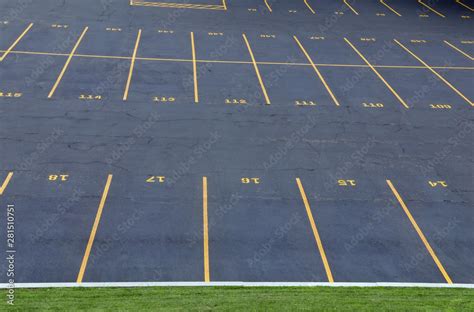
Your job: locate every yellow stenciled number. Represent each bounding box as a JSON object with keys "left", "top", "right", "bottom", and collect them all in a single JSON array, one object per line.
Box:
[
  {"left": 430, "top": 104, "right": 451, "bottom": 109},
  {"left": 153, "top": 96, "right": 175, "bottom": 102},
  {"left": 241, "top": 177, "right": 260, "bottom": 184},
  {"left": 225, "top": 99, "right": 247, "bottom": 104},
  {"left": 146, "top": 176, "right": 165, "bottom": 183},
  {"left": 362, "top": 102, "right": 384, "bottom": 108},
  {"left": 79, "top": 95, "right": 102, "bottom": 100},
  {"left": 295, "top": 100, "right": 317, "bottom": 106},
  {"left": 338, "top": 179, "right": 356, "bottom": 186},
  {"left": 49, "top": 174, "right": 69, "bottom": 181},
  {"left": 0, "top": 92, "right": 22, "bottom": 98}
]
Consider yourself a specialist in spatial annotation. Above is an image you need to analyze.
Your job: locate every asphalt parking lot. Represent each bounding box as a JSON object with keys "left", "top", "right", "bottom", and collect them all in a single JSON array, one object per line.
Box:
[{"left": 0, "top": 0, "right": 473, "bottom": 285}]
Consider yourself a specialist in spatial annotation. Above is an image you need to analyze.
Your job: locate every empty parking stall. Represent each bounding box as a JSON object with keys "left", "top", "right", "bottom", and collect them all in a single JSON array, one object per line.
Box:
[
  {"left": 209, "top": 173, "right": 328, "bottom": 282},
  {"left": 0, "top": 23, "right": 71, "bottom": 98},
  {"left": 403, "top": 39, "right": 473, "bottom": 68},
  {"left": 129, "top": 30, "right": 194, "bottom": 103},
  {"left": 196, "top": 33, "right": 268, "bottom": 105},
  {"left": 46, "top": 27, "right": 137, "bottom": 101},
  {"left": 388, "top": 174, "right": 474, "bottom": 284},
  {"left": 0, "top": 171, "right": 107, "bottom": 283},
  {"left": 80, "top": 174, "right": 204, "bottom": 282}
]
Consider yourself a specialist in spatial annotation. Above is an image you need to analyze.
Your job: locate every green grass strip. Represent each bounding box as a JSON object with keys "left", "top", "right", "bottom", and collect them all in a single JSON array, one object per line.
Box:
[{"left": 3, "top": 286, "right": 473, "bottom": 311}]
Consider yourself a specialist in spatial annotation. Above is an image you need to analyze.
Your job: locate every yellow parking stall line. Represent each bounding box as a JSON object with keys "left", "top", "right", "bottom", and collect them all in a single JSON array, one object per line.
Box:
[
  {"left": 130, "top": 0, "right": 226, "bottom": 10},
  {"left": 380, "top": 0, "right": 402, "bottom": 16},
  {"left": 123, "top": 29, "right": 142, "bottom": 101},
  {"left": 418, "top": 0, "right": 445, "bottom": 18},
  {"left": 0, "top": 172, "right": 14, "bottom": 196},
  {"left": 77, "top": 174, "right": 113, "bottom": 284},
  {"left": 456, "top": 0, "right": 474, "bottom": 11},
  {"left": 296, "top": 178, "right": 334, "bottom": 283},
  {"left": 394, "top": 39, "right": 473, "bottom": 107},
  {"left": 1, "top": 47, "right": 473, "bottom": 69},
  {"left": 304, "top": 0, "right": 316, "bottom": 14},
  {"left": 386, "top": 180, "right": 453, "bottom": 284},
  {"left": 47, "top": 27, "right": 89, "bottom": 99},
  {"left": 138, "top": 4, "right": 223, "bottom": 9},
  {"left": 202, "top": 176, "right": 210, "bottom": 282},
  {"left": 0, "top": 23, "right": 34, "bottom": 62},
  {"left": 264, "top": 0, "right": 272, "bottom": 12},
  {"left": 294, "top": 35, "right": 341, "bottom": 107},
  {"left": 443, "top": 40, "right": 473, "bottom": 60},
  {"left": 242, "top": 34, "right": 271, "bottom": 105},
  {"left": 344, "top": 38, "right": 409, "bottom": 109},
  {"left": 344, "top": 0, "right": 359, "bottom": 15},
  {"left": 2, "top": 48, "right": 474, "bottom": 71},
  {"left": 191, "top": 32, "right": 199, "bottom": 103},
  {"left": 0, "top": 50, "right": 69, "bottom": 57}
]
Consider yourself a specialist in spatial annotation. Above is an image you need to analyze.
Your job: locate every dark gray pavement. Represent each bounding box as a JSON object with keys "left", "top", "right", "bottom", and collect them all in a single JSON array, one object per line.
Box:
[{"left": 0, "top": 0, "right": 473, "bottom": 284}]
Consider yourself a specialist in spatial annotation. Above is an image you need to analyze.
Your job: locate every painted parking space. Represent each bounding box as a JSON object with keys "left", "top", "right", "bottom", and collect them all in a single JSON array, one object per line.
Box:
[
  {"left": 193, "top": 32, "right": 246, "bottom": 62},
  {"left": 0, "top": 53, "right": 65, "bottom": 99},
  {"left": 209, "top": 173, "right": 328, "bottom": 282},
  {"left": 76, "top": 27, "right": 137, "bottom": 57},
  {"left": 441, "top": 70, "right": 474, "bottom": 101},
  {"left": 81, "top": 174, "right": 204, "bottom": 282},
  {"left": 259, "top": 64, "right": 336, "bottom": 107},
  {"left": 400, "top": 39, "right": 473, "bottom": 68},
  {"left": 138, "top": 30, "right": 191, "bottom": 60},
  {"left": 198, "top": 62, "right": 265, "bottom": 105},
  {"left": 387, "top": 174, "right": 474, "bottom": 284},
  {"left": 0, "top": 171, "right": 105, "bottom": 283},
  {"left": 376, "top": 66, "right": 471, "bottom": 109},
  {"left": 129, "top": 60, "right": 194, "bottom": 103},
  {"left": 49, "top": 56, "right": 130, "bottom": 101}
]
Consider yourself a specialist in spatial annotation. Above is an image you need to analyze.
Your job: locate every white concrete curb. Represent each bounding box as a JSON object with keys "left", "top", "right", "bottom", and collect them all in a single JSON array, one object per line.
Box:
[{"left": 1, "top": 282, "right": 474, "bottom": 289}]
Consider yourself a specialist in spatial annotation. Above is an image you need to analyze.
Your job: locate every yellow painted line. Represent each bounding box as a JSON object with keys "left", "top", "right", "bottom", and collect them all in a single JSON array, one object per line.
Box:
[
  {"left": 131, "top": 0, "right": 226, "bottom": 10},
  {"left": 418, "top": 0, "right": 445, "bottom": 18},
  {"left": 456, "top": 0, "right": 474, "bottom": 11},
  {"left": 294, "top": 35, "right": 340, "bottom": 107},
  {"left": 123, "top": 29, "right": 142, "bottom": 101},
  {"left": 0, "top": 23, "right": 34, "bottom": 62},
  {"left": 139, "top": 56, "right": 190, "bottom": 62},
  {"left": 242, "top": 34, "right": 271, "bottom": 105},
  {"left": 222, "top": 0, "right": 227, "bottom": 10},
  {"left": 191, "top": 32, "right": 199, "bottom": 103},
  {"left": 296, "top": 178, "right": 334, "bottom": 283},
  {"left": 444, "top": 40, "right": 473, "bottom": 60},
  {"left": 0, "top": 50, "right": 69, "bottom": 57},
  {"left": 264, "top": 0, "right": 272, "bottom": 12},
  {"left": 1, "top": 48, "right": 474, "bottom": 70},
  {"left": 395, "top": 39, "right": 473, "bottom": 107},
  {"left": 0, "top": 172, "right": 14, "bottom": 196},
  {"left": 344, "top": 0, "right": 359, "bottom": 15},
  {"left": 77, "top": 174, "right": 113, "bottom": 284},
  {"left": 380, "top": 0, "right": 401, "bottom": 16},
  {"left": 304, "top": 0, "right": 316, "bottom": 14},
  {"left": 48, "top": 27, "right": 88, "bottom": 99},
  {"left": 344, "top": 38, "right": 409, "bottom": 109},
  {"left": 202, "top": 176, "right": 210, "bottom": 282},
  {"left": 386, "top": 180, "right": 453, "bottom": 284}
]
